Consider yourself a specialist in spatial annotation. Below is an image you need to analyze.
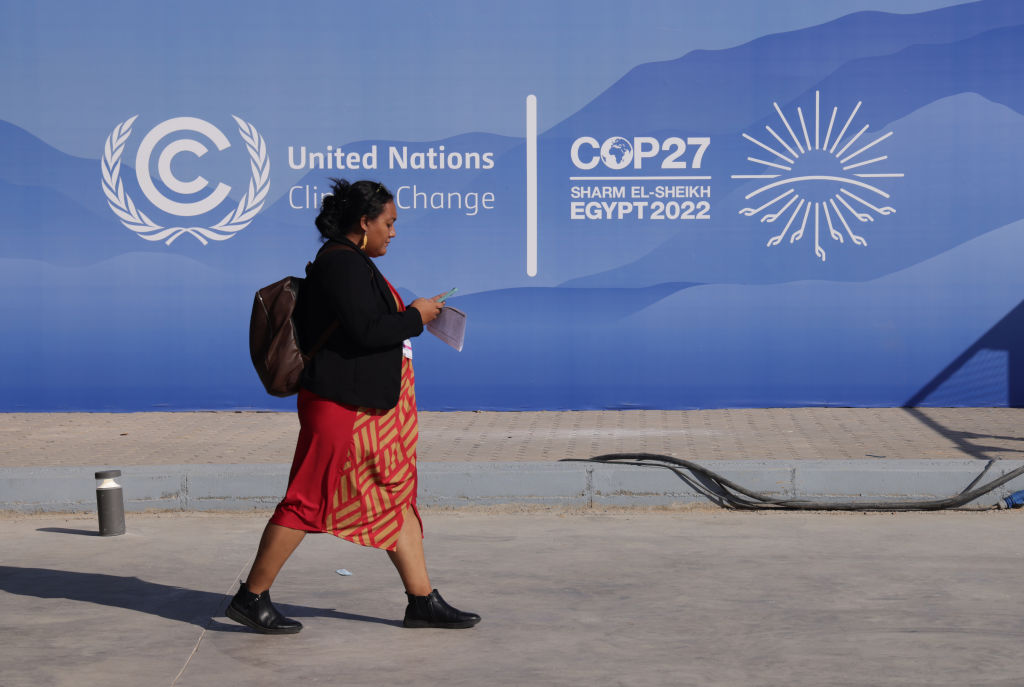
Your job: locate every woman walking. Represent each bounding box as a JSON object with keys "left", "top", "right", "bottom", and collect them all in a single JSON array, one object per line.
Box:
[{"left": 227, "top": 178, "right": 480, "bottom": 634}]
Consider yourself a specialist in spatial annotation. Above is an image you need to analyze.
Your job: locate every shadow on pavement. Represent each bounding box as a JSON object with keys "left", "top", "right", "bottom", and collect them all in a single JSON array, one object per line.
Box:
[
  {"left": 902, "top": 408, "right": 1024, "bottom": 462},
  {"left": 901, "top": 407, "right": 1024, "bottom": 492},
  {"left": 0, "top": 566, "right": 399, "bottom": 629}
]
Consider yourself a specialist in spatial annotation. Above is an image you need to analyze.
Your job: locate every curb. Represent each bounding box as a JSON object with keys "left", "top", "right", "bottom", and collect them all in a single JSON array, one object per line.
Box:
[{"left": 3, "top": 460, "right": 1023, "bottom": 512}]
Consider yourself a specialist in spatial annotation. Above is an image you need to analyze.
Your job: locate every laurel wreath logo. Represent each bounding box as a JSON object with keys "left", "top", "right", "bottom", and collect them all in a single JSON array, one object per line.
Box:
[{"left": 101, "top": 115, "right": 270, "bottom": 245}]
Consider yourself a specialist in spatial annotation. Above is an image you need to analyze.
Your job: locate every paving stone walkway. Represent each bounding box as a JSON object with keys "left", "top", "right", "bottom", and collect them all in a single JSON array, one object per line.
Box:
[{"left": 2, "top": 407, "right": 1022, "bottom": 467}]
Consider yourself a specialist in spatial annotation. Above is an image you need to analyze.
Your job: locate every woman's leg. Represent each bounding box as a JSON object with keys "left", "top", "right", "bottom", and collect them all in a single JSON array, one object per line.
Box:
[
  {"left": 227, "top": 521, "right": 305, "bottom": 633},
  {"left": 386, "top": 509, "right": 432, "bottom": 596},
  {"left": 390, "top": 509, "right": 480, "bottom": 629},
  {"left": 246, "top": 522, "right": 306, "bottom": 593}
]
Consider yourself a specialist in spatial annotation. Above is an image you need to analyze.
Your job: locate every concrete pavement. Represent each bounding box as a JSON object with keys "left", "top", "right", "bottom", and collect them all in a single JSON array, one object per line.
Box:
[
  {"left": 4, "top": 408, "right": 1024, "bottom": 686},
  {"left": 2, "top": 509, "right": 1023, "bottom": 687}
]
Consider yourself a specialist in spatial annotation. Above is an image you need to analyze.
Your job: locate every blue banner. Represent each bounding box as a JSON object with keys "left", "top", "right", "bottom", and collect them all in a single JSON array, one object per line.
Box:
[{"left": 2, "top": 0, "right": 1022, "bottom": 410}]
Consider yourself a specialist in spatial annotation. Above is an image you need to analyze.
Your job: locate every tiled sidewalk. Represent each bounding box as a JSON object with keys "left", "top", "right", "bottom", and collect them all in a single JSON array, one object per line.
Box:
[{"left": 2, "top": 407, "right": 1022, "bottom": 467}]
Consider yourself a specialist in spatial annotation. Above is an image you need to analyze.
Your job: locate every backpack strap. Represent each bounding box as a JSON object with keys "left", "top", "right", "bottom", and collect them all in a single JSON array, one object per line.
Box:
[{"left": 305, "top": 319, "right": 339, "bottom": 360}]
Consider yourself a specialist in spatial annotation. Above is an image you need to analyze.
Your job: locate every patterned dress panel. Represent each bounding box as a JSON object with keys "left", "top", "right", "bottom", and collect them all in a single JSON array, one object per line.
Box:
[{"left": 324, "top": 357, "right": 419, "bottom": 551}]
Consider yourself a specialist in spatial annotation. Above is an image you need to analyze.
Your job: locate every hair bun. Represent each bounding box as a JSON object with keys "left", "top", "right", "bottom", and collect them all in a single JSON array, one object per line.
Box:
[
  {"left": 314, "top": 178, "right": 392, "bottom": 243},
  {"left": 331, "top": 178, "right": 351, "bottom": 197}
]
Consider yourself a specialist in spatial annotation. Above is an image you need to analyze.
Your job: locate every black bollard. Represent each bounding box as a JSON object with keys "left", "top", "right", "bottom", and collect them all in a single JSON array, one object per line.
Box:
[{"left": 95, "top": 469, "right": 126, "bottom": 536}]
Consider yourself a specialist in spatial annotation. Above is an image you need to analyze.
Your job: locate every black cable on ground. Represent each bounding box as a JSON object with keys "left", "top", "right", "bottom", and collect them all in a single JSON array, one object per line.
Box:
[{"left": 563, "top": 453, "right": 1024, "bottom": 511}]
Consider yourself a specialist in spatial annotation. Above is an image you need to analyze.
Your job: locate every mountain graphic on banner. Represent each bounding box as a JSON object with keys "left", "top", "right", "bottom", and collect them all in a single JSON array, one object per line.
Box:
[
  {"left": 3, "top": 2, "right": 1024, "bottom": 290},
  {"left": 412, "top": 218, "right": 1024, "bottom": 410},
  {"left": 547, "top": 0, "right": 1024, "bottom": 138},
  {"left": 4, "top": 0, "right": 1024, "bottom": 409}
]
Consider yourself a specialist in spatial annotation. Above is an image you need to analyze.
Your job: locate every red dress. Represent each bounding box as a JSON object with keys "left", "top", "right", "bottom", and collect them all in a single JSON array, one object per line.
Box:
[{"left": 269, "top": 283, "right": 421, "bottom": 551}]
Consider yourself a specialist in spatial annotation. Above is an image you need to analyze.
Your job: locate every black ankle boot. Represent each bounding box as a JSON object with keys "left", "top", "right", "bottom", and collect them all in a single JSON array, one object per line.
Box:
[
  {"left": 403, "top": 589, "right": 481, "bottom": 629},
  {"left": 225, "top": 581, "right": 302, "bottom": 634}
]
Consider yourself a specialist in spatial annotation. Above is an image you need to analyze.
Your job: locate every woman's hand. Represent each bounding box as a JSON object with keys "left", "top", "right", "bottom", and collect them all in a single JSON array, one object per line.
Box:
[{"left": 410, "top": 295, "right": 445, "bottom": 324}]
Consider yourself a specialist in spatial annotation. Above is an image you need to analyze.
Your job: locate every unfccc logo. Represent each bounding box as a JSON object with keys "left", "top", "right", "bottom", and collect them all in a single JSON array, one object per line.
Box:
[{"left": 101, "top": 115, "right": 269, "bottom": 244}]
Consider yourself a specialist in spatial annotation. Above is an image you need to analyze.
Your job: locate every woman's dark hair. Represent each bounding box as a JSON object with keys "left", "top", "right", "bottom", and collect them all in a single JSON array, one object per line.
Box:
[{"left": 314, "top": 178, "right": 394, "bottom": 241}]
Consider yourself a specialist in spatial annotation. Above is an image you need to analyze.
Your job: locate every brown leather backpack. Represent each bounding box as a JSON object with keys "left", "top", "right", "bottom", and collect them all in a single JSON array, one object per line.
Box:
[{"left": 248, "top": 245, "right": 346, "bottom": 397}]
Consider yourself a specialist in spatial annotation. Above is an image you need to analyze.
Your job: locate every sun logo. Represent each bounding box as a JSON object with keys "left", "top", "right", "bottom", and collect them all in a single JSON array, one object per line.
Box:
[{"left": 731, "top": 91, "right": 904, "bottom": 261}]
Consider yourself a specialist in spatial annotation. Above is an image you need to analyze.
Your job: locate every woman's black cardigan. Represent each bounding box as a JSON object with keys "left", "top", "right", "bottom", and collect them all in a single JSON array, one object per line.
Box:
[{"left": 297, "top": 238, "right": 424, "bottom": 410}]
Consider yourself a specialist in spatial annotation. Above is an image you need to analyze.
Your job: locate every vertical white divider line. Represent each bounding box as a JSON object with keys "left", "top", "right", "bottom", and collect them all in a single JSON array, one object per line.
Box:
[{"left": 526, "top": 94, "right": 538, "bottom": 277}]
